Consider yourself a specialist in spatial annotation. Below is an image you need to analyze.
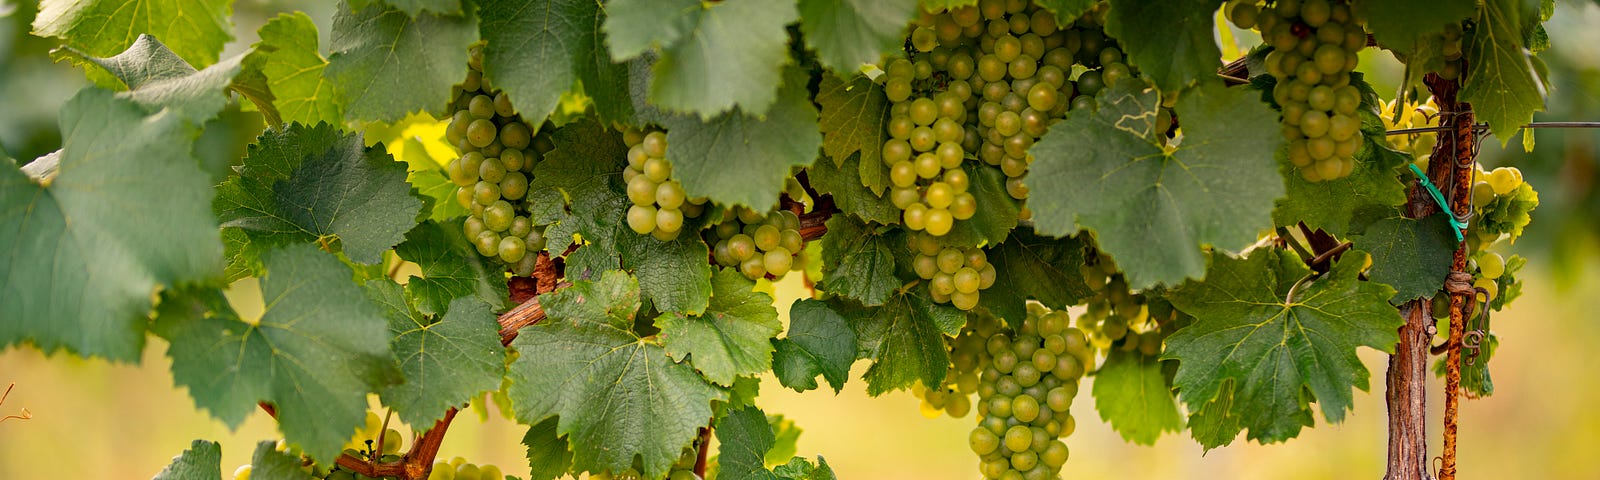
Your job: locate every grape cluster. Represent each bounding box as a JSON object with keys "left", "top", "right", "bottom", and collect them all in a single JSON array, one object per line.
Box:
[
  {"left": 622, "top": 128, "right": 708, "bottom": 241},
  {"left": 914, "top": 312, "right": 1002, "bottom": 418},
  {"left": 1076, "top": 251, "right": 1153, "bottom": 352},
  {"left": 882, "top": 60, "right": 977, "bottom": 236},
  {"left": 1383, "top": 97, "right": 1441, "bottom": 163},
  {"left": 1231, "top": 0, "right": 1368, "bottom": 182},
  {"left": 424, "top": 457, "right": 505, "bottom": 480},
  {"left": 446, "top": 44, "right": 550, "bottom": 276},
  {"left": 909, "top": 232, "right": 996, "bottom": 311},
  {"left": 706, "top": 207, "right": 806, "bottom": 281},
  {"left": 969, "top": 303, "right": 1090, "bottom": 480}
]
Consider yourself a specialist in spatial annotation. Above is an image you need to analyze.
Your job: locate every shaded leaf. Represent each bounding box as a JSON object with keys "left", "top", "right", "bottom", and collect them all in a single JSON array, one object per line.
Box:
[
  {"left": 34, "top": 0, "right": 233, "bottom": 74},
  {"left": 663, "top": 67, "right": 822, "bottom": 210},
  {"left": 1357, "top": 214, "right": 1455, "bottom": 304},
  {"left": 523, "top": 418, "right": 574, "bottom": 480},
  {"left": 979, "top": 228, "right": 1092, "bottom": 321},
  {"left": 394, "top": 220, "right": 509, "bottom": 316},
  {"left": 1103, "top": 0, "right": 1223, "bottom": 92},
  {"left": 772, "top": 299, "right": 857, "bottom": 393},
  {"left": 608, "top": 0, "right": 798, "bottom": 116},
  {"left": 152, "top": 440, "right": 221, "bottom": 480},
  {"left": 327, "top": 2, "right": 479, "bottom": 122},
  {"left": 815, "top": 75, "right": 890, "bottom": 195},
  {"left": 818, "top": 215, "right": 901, "bottom": 306},
  {"left": 799, "top": 0, "right": 920, "bottom": 75},
  {"left": 1461, "top": 0, "right": 1547, "bottom": 145},
  {"left": 480, "top": 0, "right": 632, "bottom": 125},
  {"left": 806, "top": 152, "right": 901, "bottom": 225}
]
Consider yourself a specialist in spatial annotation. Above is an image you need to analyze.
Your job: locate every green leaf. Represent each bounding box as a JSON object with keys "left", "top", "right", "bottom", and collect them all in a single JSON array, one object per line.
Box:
[
  {"left": 1357, "top": 214, "right": 1455, "bottom": 304},
  {"left": 34, "top": 0, "right": 233, "bottom": 72},
  {"left": 818, "top": 215, "right": 901, "bottom": 306},
  {"left": 1433, "top": 331, "right": 1495, "bottom": 397},
  {"left": 245, "top": 12, "right": 343, "bottom": 127},
  {"left": 215, "top": 122, "right": 423, "bottom": 269},
  {"left": 1272, "top": 78, "right": 1409, "bottom": 235},
  {"left": 1092, "top": 349, "right": 1183, "bottom": 445},
  {"left": 619, "top": 230, "right": 714, "bottom": 315},
  {"left": 1354, "top": 0, "right": 1475, "bottom": 50},
  {"left": 1461, "top": 0, "right": 1547, "bottom": 145},
  {"left": 153, "top": 440, "right": 221, "bottom": 480},
  {"left": 1026, "top": 81, "right": 1283, "bottom": 289},
  {"left": 806, "top": 152, "right": 901, "bottom": 225},
  {"left": 772, "top": 299, "right": 857, "bottom": 393},
  {"left": 1165, "top": 249, "right": 1402, "bottom": 443},
  {"left": 1480, "top": 182, "right": 1539, "bottom": 240},
  {"left": 527, "top": 119, "right": 627, "bottom": 256},
  {"left": 1186, "top": 380, "right": 1245, "bottom": 449},
  {"left": 326, "top": 1, "right": 479, "bottom": 122},
  {"left": 0, "top": 89, "right": 222, "bottom": 361},
  {"left": 352, "top": 0, "right": 462, "bottom": 16},
  {"left": 523, "top": 418, "right": 574, "bottom": 480},
  {"left": 54, "top": 35, "right": 244, "bottom": 124},
  {"left": 799, "top": 0, "right": 920, "bottom": 75},
  {"left": 366, "top": 282, "right": 507, "bottom": 428},
  {"left": 938, "top": 161, "right": 1020, "bottom": 248},
  {"left": 979, "top": 228, "right": 1092, "bottom": 321},
  {"left": 393, "top": 220, "right": 509, "bottom": 316},
  {"left": 663, "top": 67, "right": 822, "bottom": 210},
  {"left": 250, "top": 440, "right": 318, "bottom": 480},
  {"left": 1034, "top": 0, "right": 1097, "bottom": 25},
  {"left": 1103, "top": 0, "right": 1223, "bottom": 92},
  {"left": 507, "top": 271, "right": 724, "bottom": 479},
  {"left": 715, "top": 406, "right": 780, "bottom": 480},
  {"left": 766, "top": 414, "right": 804, "bottom": 466},
  {"left": 815, "top": 75, "right": 890, "bottom": 195},
  {"left": 659, "top": 269, "right": 783, "bottom": 386},
  {"left": 152, "top": 245, "right": 401, "bottom": 465},
  {"left": 849, "top": 291, "right": 964, "bottom": 395},
  {"left": 919, "top": 0, "right": 977, "bottom": 10},
  {"left": 774, "top": 457, "right": 837, "bottom": 480},
  {"left": 479, "top": 0, "right": 633, "bottom": 125},
  {"left": 608, "top": 0, "right": 798, "bottom": 116}
]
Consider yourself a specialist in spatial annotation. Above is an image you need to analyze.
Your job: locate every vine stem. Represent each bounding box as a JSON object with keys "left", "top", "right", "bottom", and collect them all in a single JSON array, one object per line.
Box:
[{"left": 1425, "top": 70, "right": 1476, "bottom": 480}]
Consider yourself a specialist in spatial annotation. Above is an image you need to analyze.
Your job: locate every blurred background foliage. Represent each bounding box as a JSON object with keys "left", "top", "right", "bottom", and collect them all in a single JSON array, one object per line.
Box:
[{"left": 1, "top": 0, "right": 1598, "bottom": 478}]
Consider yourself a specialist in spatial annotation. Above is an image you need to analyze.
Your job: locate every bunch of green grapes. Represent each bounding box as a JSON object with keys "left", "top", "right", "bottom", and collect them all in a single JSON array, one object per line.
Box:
[
  {"left": 1075, "top": 251, "right": 1150, "bottom": 352},
  {"left": 1470, "top": 165, "right": 1538, "bottom": 243},
  {"left": 622, "top": 128, "right": 708, "bottom": 241},
  {"left": 1384, "top": 97, "right": 1441, "bottom": 163},
  {"left": 914, "top": 311, "right": 1002, "bottom": 418},
  {"left": 908, "top": 232, "right": 996, "bottom": 311},
  {"left": 882, "top": 62, "right": 977, "bottom": 237},
  {"left": 706, "top": 207, "right": 805, "bottom": 281},
  {"left": 343, "top": 411, "right": 404, "bottom": 462},
  {"left": 968, "top": 302, "right": 1091, "bottom": 480},
  {"left": 1234, "top": 0, "right": 1368, "bottom": 182},
  {"left": 445, "top": 44, "right": 551, "bottom": 276},
  {"left": 423, "top": 457, "right": 506, "bottom": 480}
]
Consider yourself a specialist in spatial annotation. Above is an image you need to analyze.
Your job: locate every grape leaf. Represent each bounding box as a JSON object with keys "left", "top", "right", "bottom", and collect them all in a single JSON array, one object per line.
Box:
[
  {"left": 152, "top": 245, "right": 401, "bottom": 465},
  {"left": 1035, "top": 0, "right": 1097, "bottom": 24},
  {"left": 766, "top": 414, "right": 804, "bottom": 466},
  {"left": 806, "top": 152, "right": 901, "bottom": 225},
  {"left": 799, "top": 0, "right": 920, "bottom": 75},
  {"left": 1461, "top": 0, "right": 1547, "bottom": 145},
  {"left": 0, "top": 89, "right": 222, "bottom": 361},
  {"left": 53, "top": 34, "right": 244, "bottom": 125},
  {"left": 663, "top": 67, "right": 822, "bottom": 210},
  {"left": 1103, "top": 0, "right": 1223, "bottom": 92},
  {"left": 366, "top": 282, "right": 507, "bottom": 428},
  {"left": 215, "top": 122, "right": 424, "bottom": 267},
  {"left": 608, "top": 0, "right": 798, "bottom": 116},
  {"left": 848, "top": 291, "right": 964, "bottom": 395},
  {"left": 1356, "top": 214, "right": 1455, "bottom": 304},
  {"left": 523, "top": 418, "right": 574, "bottom": 480},
  {"left": 326, "top": 1, "right": 479, "bottom": 122},
  {"left": 34, "top": 0, "right": 233, "bottom": 75},
  {"left": 526, "top": 119, "right": 627, "bottom": 256},
  {"left": 818, "top": 215, "right": 901, "bottom": 306},
  {"left": 393, "top": 220, "right": 509, "bottom": 316},
  {"left": 1433, "top": 331, "right": 1496, "bottom": 397},
  {"left": 1165, "top": 249, "right": 1402, "bottom": 443},
  {"left": 1272, "top": 76, "right": 1409, "bottom": 235},
  {"left": 618, "top": 230, "right": 714, "bottom": 315},
  {"left": 815, "top": 75, "right": 890, "bottom": 195},
  {"left": 1353, "top": 0, "right": 1475, "bottom": 50},
  {"left": 979, "top": 227, "right": 1091, "bottom": 321},
  {"left": 774, "top": 457, "right": 837, "bottom": 480},
  {"left": 1026, "top": 81, "right": 1283, "bottom": 289},
  {"left": 717, "top": 406, "right": 781, "bottom": 480},
  {"left": 250, "top": 440, "right": 317, "bottom": 480},
  {"left": 1480, "top": 182, "right": 1539, "bottom": 240},
  {"left": 245, "top": 12, "right": 343, "bottom": 127},
  {"left": 1186, "top": 380, "right": 1245, "bottom": 449},
  {"left": 507, "top": 270, "right": 724, "bottom": 479},
  {"left": 480, "top": 0, "right": 633, "bottom": 126},
  {"left": 351, "top": 0, "right": 462, "bottom": 17},
  {"left": 658, "top": 268, "right": 783, "bottom": 386},
  {"left": 939, "top": 161, "right": 1020, "bottom": 248},
  {"left": 772, "top": 299, "right": 857, "bottom": 393},
  {"left": 153, "top": 440, "right": 221, "bottom": 480},
  {"left": 918, "top": 0, "right": 977, "bottom": 10},
  {"left": 1092, "top": 349, "right": 1184, "bottom": 445}
]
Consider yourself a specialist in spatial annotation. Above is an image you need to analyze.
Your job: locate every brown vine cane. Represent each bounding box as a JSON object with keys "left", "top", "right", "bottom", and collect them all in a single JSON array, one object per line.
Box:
[{"left": 1423, "top": 70, "right": 1476, "bottom": 480}]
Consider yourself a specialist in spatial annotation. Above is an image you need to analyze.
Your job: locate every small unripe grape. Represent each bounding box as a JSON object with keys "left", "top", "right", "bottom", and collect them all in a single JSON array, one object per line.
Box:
[
  {"left": 763, "top": 249, "right": 793, "bottom": 277},
  {"left": 467, "top": 119, "right": 497, "bottom": 148},
  {"left": 655, "top": 207, "right": 683, "bottom": 233},
  {"left": 627, "top": 205, "right": 657, "bottom": 234},
  {"left": 643, "top": 157, "right": 672, "bottom": 183}
]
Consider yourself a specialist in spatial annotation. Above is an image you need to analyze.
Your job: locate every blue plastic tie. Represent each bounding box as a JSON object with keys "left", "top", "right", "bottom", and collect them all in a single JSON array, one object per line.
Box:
[{"left": 1408, "top": 164, "right": 1466, "bottom": 242}]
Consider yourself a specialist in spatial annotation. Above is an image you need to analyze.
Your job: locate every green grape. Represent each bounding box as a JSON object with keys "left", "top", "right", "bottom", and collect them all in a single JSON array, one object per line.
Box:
[
  {"left": 764, "top": 249, "right": 793, "bottom": 277},
  {"left": 938, "top": 248, "right": 965, "bottom": 273},
  {"left": 1478, "top": 252, "right": 1506, "bottom": 279},
  {"left": 728, "top": 234, "right": 756, "bottom": 261},
  {"left": 911, "top": 98, "right": 939, "bottom": 126},
  {"left": 642, "top": 131, "right": 668, "bottom": 158},
  {"left": 740, "top": 256, "right": 767, "bottom": 280},
  {"left": 643, "top": 157, "right": 672, "bottom": 183},
  {"left": 468, "top": 95, "right": 495, "bottom": 119},
  {"left": 626, "top": 175, "right": 656, "bottom": 206},
  {"left": 484, "top": 200, "right": 515, "bottom": 232},
  {"left": 914, "top": 254, "right": 940, "bottom": 279},
  {"left": 381, "top": 428, "right": 403, "bottom": 454},
  {"left": 627, "top": 205, "right": 657, "bottom": 234},
  {"left": 450, "top": 152, "right": 483, "bottom": 186},
  {"left": 499, "top": 172, "right": 528, "bottom": 200},
  {"left": 954, "top": 267, "right": 982, "bottom": 294},
  {"left": 500, "top": 122, "right": 531, "bottom": 150},
  {"left": 753, "top": 225, "right": 782, "bottom": 251},
  {"left": 498, "top": 236, "right": 526, "bottom": 263},
  {"left": 466, "top": 119, "right": 497, "bottom": 148},
  {"left": 655, "top": 207, "right": 684, "bottom": 234}
]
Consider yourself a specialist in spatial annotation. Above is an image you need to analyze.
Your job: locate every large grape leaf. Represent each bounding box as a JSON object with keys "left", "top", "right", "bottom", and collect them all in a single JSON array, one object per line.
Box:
[
  {"left": 523, "top": 418, "right": 574, "bottom": 480},
  {"left": 250, "top": 440, "right": 318, "bottom": 480},
  {"left": 1354, "top": 0, "right": 1475, "bottom": 50},
  {"left": 847, "top": 291, "right": 965, "bottom": 395},
  {"left": 1164, "top": 249, "right": 1402, "bottom": 443},
  {"left": 815, "top": 75, "right": 889, "bottom": 195},
  {"left": 1356, "top": 214, "right": 1455, "bottom": 304},
  {"left": 34, "top": 0, "right": 233, "bottom": 74},
  {"left": 658, "top": 268, "right": 781, "bottom": 385},
  {"left": 245, "top": 12, "right": 343, "bottom": 127},
  {"left": 152, "top": 440, "right": 221, "bottom": 480},
  {"left": 663, "top": 67, "right": 822, "bottom": 210},
  {"left": 152, "top": 245, "right": 401, "bottom": 465},
  {"left": 350, "top": 0, "right": 462, "bottom": 16},
  {"left": 1092, "top": 349, "right": 1184, "bottom": 445},
  {"left": 365, "top": 281, "right": 506, "bottom": 428},
  {"left": 1035, "top": 0, "right": 1097, "bottom": 24},
  {"left": 799, "top": 0, "right": 920, "bottom": 75},
  {"left": 526, "top": 119, "right": 627, "bottom": 257},
  {"left": 818, "top": 215, "right": 901, "bottom": 306},
  {"left": 326, "top": 1, "right": 478, "bottom": 122},
  {"left": 1026, "top": 81, "right": 1283, "bottom": 289},
  {"left": 393, "top": 220, "right": 508, "bottom": 316},
  {"left": 507, "top": 271, "right": 724, "bottom": 479},
  {"left": 1271, "top": 76, "right": 1409, "bottom": 235},
  {"left": 979, "top": 228, "right": 1092, "bottom": 321},
  {"left": 215, "top": 122, "right": 423, "bottom": 270},
  {"left": 607, "top": 0, "right": 798, "bottom": 116},
  {"left": 0, "top": 89, "right": 222, "bottom": 361},
  {"left": 618, "top": 228, "right": 714, "bottom": 315},
  {"left": 479, "top": 0, "right": 632, "bottom": 125},
  {"left": 772, "top": 299, "right": 857, "bottom": 393},
  {"left": 1103, "top": 0, "right": 1223, "bottom": 92},
  {"left": 806, "top": 152, "right": 901, "bottom": 225},
  {"left": 54, "top": 34, "right": 244, "bottom": 124},
  {"left": 1461, "top": 0, "right": 1547, "bottom": 145}
]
